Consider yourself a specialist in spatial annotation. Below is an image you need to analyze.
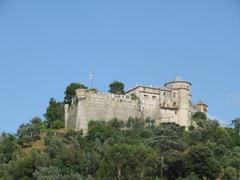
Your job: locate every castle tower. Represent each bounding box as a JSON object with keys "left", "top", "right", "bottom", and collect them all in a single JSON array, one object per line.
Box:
[
  {"left": 196, "top": 101, "right": 208, "bottom": 113},
  {"left": 164, "top": 77, "right": 192, "bottom": 127}
]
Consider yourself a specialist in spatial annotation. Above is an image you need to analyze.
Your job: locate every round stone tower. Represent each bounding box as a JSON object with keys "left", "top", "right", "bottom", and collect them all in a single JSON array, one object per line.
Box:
[{"left": 164, "top": 76, "right": 192, "bottom": 128}]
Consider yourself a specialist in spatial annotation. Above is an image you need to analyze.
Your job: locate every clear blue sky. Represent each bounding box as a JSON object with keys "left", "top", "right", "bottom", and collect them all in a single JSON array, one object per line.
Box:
[{"left": 0, "top": 0, "right": 240, "bottom": 133}]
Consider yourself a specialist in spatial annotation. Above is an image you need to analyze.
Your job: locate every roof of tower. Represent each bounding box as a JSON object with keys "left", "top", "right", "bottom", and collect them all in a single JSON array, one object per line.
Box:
[
  {"left": 164, "top": 76, "right": 192, "bottom": 87},
  {"left": 197, "top": 100, "right": 208, "bottom": 107}
]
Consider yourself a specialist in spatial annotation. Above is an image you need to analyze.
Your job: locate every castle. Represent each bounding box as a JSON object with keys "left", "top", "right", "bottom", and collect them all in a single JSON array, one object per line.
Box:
[{"left": 64, "top": 77, "right": 208, "bottom": 132}]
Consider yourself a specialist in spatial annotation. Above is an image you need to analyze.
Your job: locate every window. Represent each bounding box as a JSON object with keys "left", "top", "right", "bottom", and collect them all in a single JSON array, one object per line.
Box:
[
  {"left": 173, "top": 102, "right": 177, "bottom": 107},
  {"left": 144, "top": 95, "right": 148, "bottom": 100}
]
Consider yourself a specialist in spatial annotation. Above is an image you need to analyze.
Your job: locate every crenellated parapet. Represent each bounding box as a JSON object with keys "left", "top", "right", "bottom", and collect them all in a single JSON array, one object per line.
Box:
[{"left": 75, "top": 88, "right": 139, "bottom": 104}]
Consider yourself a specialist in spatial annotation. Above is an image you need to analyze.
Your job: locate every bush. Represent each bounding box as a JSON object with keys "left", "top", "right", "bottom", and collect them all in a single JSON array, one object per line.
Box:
[
  {"left": 0, "top": 133, "right": 18, "bottom": 163},
  {"left": 30, "top": 117, "right": 42, "bottom": 127},
  {"left": 51, "top": 120, "right": 64, "bottom": 129},
  {"left": 44, "top": 98, "right": 64, "bottom": 128},
  {"left": 33, "top": 166, "right": 92, "bottom": 180},
  {"left": 7, "top": 155, "right": 34, "bottom": 179},
  {"left": 177, "top": 173, "right": 200, "bottom": 180},
  {"left": 222, "top": 167, "right": 238, "bottom": 180}
]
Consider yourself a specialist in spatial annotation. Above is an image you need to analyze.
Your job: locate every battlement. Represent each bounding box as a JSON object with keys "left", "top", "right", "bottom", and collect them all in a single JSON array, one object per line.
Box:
[{"left": 75, "top": 88, "right": 138, "bottom": 103}]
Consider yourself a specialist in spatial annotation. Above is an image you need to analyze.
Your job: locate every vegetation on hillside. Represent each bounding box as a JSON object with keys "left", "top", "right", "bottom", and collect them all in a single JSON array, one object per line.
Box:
[{"left": 0, "top": 82, "right": 240, "bottom": 180}]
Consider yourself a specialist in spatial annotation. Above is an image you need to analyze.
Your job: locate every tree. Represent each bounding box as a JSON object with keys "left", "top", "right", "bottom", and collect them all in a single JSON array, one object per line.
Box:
[
  {"left": 97, "top": 144, "right": 158, "bottom": 180},
  {"left": 163, "top": 151, "right": 186, "bottom": 180},
  {"left": 0, "top": 133, "right": 18, "bottom": 163},
  {"left": 108, "top": 118, "right": 125, "bottom": 130},
  {"left": 185, "top": 144, "right": 221, "bottom": 179},
  {"left": 7, "top": 155, "right": 34, "bottom": 179},
  {"left": 185, "top": 130, "right": 202, "bottom": 146},
  {"left": 109, "top": 81, "right": 125, "bottom": 94},
  {"left": 44, "top": 98, "right": 64, "bottom": 128},
  {"left": 45, "top": 136, "right": 65, "bottom": 159},
  {"left": 87, "top": 121, "right": 112, "bottom": 143},
  {"left": 126, "top": 117, "right": 145, "bottom": 131},
  {"left": 30, "top": 117, "right": 42, "bottom": 127},
  {"left": 17, "top": 123, "right": 40, "bottom": 147},
  {"left": 32, "top": 150, "right": 51, "bottom": 168},
  {"left": 153, "top": 123, "right": 185, "bottom": 179},
  {"left": 79, "top": 151, "right": 100, "bottom": 177},
  {"left": 64, "top": 83, "right": 88, "bottom": 104},
  {"left": 227, "top": 146, "right": 240, "bottom": 178},
  {"left": 3, "top": 114, "right": 240, "bottom": 180},
  {"left": 51, "top": 120, "right": 64, "bottom": 129},
  {"left": 177, "top": 173, "right": 200, "bottom": 180},
  {"left": 192, "top": 111, "right": 207, "bottom": 128},
  {"left": 154, "top": 123, "right": 185, "bottom": 154},
  {"left": 33, "top": 167, "right": 89, "bottom": 180},
  {"left": 232, "top": 118, "right": 240, "bottom": 135},
  {"left": 223, "top": 167, "right": 238, "bottom": 180}
]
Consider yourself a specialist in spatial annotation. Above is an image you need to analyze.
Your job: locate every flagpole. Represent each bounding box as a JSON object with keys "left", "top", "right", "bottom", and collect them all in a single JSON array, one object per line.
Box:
[{"left": 90, "top": 72, "right": 93, "bottom": 89}]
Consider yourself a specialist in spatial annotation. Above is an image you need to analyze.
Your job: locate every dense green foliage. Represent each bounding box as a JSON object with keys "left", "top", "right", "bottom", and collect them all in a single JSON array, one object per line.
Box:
[
  {"left": 1, "top": 114, "right": 240, "bottom": 179},
  {"left": 44, "top": 98, "right": 64, "bottom": 129},
  {"left": 232, "top": 118, "right": 240, "bottom": 135},
  {"left": 109, "top": 81, "right": 125, "bottom": 94},
  {"left": 17, "top": 123, "right": 40, "bottom": 147},
  {"left": 0, "top": 133, "right": 17, "bottom": 164}
]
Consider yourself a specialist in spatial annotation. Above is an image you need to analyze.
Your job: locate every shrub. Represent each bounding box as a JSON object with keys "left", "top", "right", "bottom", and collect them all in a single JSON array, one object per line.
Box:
[{"left": 52, "top": 120, "right": 64, "bottom": 129}]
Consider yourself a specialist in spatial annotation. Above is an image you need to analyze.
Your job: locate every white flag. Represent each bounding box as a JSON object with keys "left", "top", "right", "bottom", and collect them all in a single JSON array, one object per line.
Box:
[{"left": 90, "top": 72, "right": 93, "bottom": 80}]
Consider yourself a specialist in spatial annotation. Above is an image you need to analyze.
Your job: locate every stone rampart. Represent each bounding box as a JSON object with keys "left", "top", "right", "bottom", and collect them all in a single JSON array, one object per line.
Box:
[{"left": 68, "top": 89, "right": 141, "bottom": 132}]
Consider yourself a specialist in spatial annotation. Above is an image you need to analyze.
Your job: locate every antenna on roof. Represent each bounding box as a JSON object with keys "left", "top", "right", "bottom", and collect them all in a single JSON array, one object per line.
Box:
[
  {"left": 176, "top": 75, "right": 181, "bottom": 81},
  {"left": 90, "top": 72, "right": 93, "bottom": 89}
]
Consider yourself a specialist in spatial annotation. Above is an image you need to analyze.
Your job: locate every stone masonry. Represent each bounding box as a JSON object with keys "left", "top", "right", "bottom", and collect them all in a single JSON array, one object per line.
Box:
[{"left": 64, "top": 77, "right": 208, "bottom": 133}]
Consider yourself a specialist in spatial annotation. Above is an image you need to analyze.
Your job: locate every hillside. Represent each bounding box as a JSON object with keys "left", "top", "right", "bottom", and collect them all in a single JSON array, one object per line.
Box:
[{"left": 1, "top": 116, "right": 240, "bottom": 180}]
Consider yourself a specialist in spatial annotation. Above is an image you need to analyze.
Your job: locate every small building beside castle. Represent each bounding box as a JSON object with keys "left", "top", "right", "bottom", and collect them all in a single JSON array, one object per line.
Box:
[{"left": 64, "top": 77, "right": 208, "bottom": 133}]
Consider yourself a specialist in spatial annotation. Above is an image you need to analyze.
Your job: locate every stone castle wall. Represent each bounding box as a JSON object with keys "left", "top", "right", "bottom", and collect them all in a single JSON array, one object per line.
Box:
[
  {"left": 65, "top": 78, "right": 207, "bottom": 132},
  {"left": 65, "top": 103, "right": 78, "bottom": 129},
  {"left": 66, "top": 89, "right": 142, "bottom": 132}
]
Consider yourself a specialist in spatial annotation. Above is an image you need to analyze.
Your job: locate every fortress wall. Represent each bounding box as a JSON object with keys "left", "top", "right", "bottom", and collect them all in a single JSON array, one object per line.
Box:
[
  {"left": 142, "top": 99, "right": 160, "bottom": 121},
  {"left": 66, "top": 79, "right": 196, "bottom": 132},
  {"left": 177, "top": 109, "right": 191, "bottom": 127},
  {"left": 75, "top": 92, "right": 141, "bottom": 132},
  {"left": 66, "top": 104, "right": 78, "bottom": 129},
  {"left": 159, "top": 109, "right": 178, "bottom": 124}
]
